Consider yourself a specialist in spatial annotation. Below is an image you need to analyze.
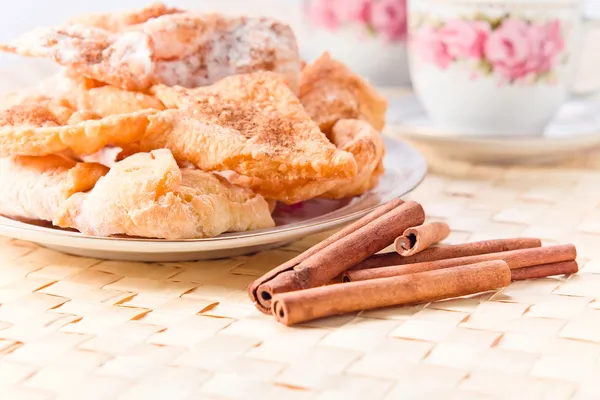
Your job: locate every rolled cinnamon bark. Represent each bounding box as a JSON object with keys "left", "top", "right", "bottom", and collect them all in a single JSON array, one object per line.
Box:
[
  {"left": 344, "top": 244, "right": 576, "bottom": 282},
  {"left": 272, "top": 261, "right": 511, "bottom": 326},
  {"left": 394, "top": 222, "right": 450, "bottom": 256},
  {"left": 351, "top": 238, "right": 543, "bottom": 271},
  {"left": 511, "top": 261, "right": 578, "bottom": 281},
  {"left": 248, "top": 199, "right": 404, "bottom": 314},
  {"left": 248, "top": 198, "right": 407, "bottom": 314},
  {"left": 251, "top": 200, "right": 425, "bottom": 313}
]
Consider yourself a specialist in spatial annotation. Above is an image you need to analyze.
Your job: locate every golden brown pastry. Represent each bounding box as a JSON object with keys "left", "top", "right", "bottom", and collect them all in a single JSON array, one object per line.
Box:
[
  {"left": 54, "top": 149, "right": 275, "bottom": 239},
  {"left": 0, "top": 5, "right": 391, "bottom": 240},
  {"left": 1, "top": 71, "right": 98, "bottom": 110},
  {"left": 0, "top": 72, "right": 357, "bottom": 203},
  {"left": 0, "top": 154, "right": 107, "bottom": 222},
  {"left": 0, "top": 70, "right": 165, "bottom": 157},
  {"left": 0, "top": 95, "right": 158, "bottom": 157},
  {"left": 299, "top": 52, "right": 388, "bottom": 134},
  {"left": 320, "top": 119, "right": 385, "bottom": 199},
  {"left": 2, "top": 70, "right": 163, "bottom": 115},
  {"left": 70, "top": 84, "right": 164, "bottom": 117},
  {"left": 0, "top": 11, "right": 301, "bottom": 92},
  {"left": 138, "top": 71, "right": 358, "bottom": 203},
  {"left": 216, "top": 170, "right": 341, "bottom": 205}
]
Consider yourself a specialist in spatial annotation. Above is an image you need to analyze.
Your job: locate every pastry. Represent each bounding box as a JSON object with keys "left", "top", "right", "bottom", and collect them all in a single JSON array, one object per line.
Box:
[
  {"left": 137, "top": 71, "right": 358, "bottom": 203},
  {"left": 54, "top": 149, "right": 275, "bottom": 239},
  {"left": 0, "top": 95, "right": 158, "bottom": 156},
  {"left": 299, "top": 52, "right": 387, "bottom": 134},
  {"left": 67, "top": 3, "right": 182, "bottom": 32},
  {"left": 320, "top": 119, "right": 385, "bottom": 199},
  {"left": 0, "top": 154, "right": 107, "bottom": 222},
  {"left": 0, "top": 71, "right": 357, "bottom": 204},
  {"left": 0, "top": 5, "right": 390, "bottom": 239},
  {"left": 0, "top": 70, "right": 102, "bottom": 110},
  {"left": 2, "top": 70, "right": 165, "bottom": 117},
  {"left": 0, "top": 11, "right": 301, "bottom": 91}
]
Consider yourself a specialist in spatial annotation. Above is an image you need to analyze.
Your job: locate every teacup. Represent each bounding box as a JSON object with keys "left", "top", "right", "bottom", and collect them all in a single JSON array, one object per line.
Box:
[
  {"left": 301, "top": 0, "right": 411, "bottom": 86},
  {"left": 407, "top": 0, "right": 594, "bottom": 136}
]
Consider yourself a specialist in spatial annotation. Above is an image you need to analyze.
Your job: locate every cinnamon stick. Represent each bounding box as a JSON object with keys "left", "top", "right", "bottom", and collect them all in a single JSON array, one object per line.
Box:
[
  {"left": 344, "top": 244, "right": 576, "bottom": 282},
  {"left": 351, "top": 238, "right": 543, "bottom": 271},
  {"left": 394, "top": 222, "right": 450, "bottom": 256},
  {"left": 247, "top": 198, "right": 407, "bottom": 313},
  {"left": 250, "top": 200, "right": 425, "bottom": 313},
  {"left": 511, "top": 261, "right": 578, "bottom": 281},
  {"left": 272, "top": 261, "right": 511, "bottom": 326}
]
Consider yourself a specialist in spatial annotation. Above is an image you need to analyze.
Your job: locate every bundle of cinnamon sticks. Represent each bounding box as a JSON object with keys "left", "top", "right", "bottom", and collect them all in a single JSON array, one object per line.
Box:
[{"left": 248, "top": 199, "right": 578, "bottom": 326}]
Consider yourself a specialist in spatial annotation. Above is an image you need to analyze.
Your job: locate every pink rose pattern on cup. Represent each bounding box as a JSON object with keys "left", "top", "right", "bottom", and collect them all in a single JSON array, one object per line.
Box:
[
  {"left": 305, "top": 0, "right": 407, "bottom": 42},
  {"left": 411, "top": 15, "right": 566, "bottom": 84}
]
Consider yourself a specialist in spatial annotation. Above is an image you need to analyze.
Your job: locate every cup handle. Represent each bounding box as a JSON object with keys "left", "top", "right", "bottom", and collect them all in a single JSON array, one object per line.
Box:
[{"left": 569, "top": 14, "right": 600, "bottom": 99}]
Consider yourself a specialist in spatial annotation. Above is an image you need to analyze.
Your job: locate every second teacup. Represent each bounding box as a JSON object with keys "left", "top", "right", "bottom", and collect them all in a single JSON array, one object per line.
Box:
[{"left": 408, "top": 0, "right": 584, "bottom": 136}]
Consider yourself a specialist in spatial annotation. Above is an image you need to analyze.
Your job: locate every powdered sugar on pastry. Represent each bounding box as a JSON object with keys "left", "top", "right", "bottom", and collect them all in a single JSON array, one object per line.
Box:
[
  {"left": 154, "top": 16, "right": 301, "bottom": 91},
  {"left": 80, "top": 146, "right": 123, "bottom": 167},
  {"left": 136, "top": 14, "right": 301, "bottom": 91},
  {"left": 0, "top": 154, "right": 107, "bottom": 222},
  {"left": 1, "top": 11, "right": 301, "bottom": 91},
  {"left": 54, "top": 149, "right": 275, "bottom": 239},
  {"left": 0, "top": 25, "right": 156, "bottom": 90},
  {"left": 111, "top": 31, "right": 154, "bottom": 76}
]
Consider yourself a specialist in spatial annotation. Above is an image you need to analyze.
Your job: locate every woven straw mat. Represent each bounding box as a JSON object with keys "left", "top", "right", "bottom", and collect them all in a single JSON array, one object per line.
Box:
[{"left": 1, "top": 63, "right": 600, "bottom": 400}]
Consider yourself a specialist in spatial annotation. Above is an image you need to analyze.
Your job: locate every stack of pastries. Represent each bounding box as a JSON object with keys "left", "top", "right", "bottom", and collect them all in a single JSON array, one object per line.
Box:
[{"left": 0, "top": 4, "right": 388, "bottom": 239}]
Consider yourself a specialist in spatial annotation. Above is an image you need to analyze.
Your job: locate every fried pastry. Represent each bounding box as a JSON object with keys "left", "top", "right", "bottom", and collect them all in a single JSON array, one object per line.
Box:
[
  {"left": 136, "top": 71, "right": 357, "bottom": 203},
  {"left": 0, "top": 95, "right": 158, "bottom": 156},
  {"left": 2, "top": 70, "right": 164, "bottom": 117},
  {"left": 216, "top": 170, "right": 340, "bottom": 205},
  {"left": 0, "top": 11, "right": 301, "bottom": 92},
  {"left": 0, "top": 70, "right": 164, "bottom": 157},
  {"left": 0, "top": 72, "right": 357, "bottom": 203},
  {"left": 320, "top": 119, "right": 385, "bottom": 199},
  {"left": 70, "top": 84, "right": 164, "bottom": 117},
  {"left": 67, "top": 3, "right": 182, "bottom": 32},
  {"left": 219, "top": 121, "right": 384, "bottom": 202},
  {"left": 1, "top": 71, "right": 99, "bottom": 110},
  {"left": 54, "top": 149, "right": 275, "bottom": 239},
  {"left": 299, "top": 53, "right": 387, "bottom": 133},
  {"left": 0, "top": 154, "right": 107, "bottom": 222}
]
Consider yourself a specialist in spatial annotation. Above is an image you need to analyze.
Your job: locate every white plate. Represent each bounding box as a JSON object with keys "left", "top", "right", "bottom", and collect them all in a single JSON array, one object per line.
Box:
[
  {"left": 0, "top": 136, "right": 427, "bottom": 261},
  {"left": 386, "top": 94, "right": 600, "bottom": 164}
]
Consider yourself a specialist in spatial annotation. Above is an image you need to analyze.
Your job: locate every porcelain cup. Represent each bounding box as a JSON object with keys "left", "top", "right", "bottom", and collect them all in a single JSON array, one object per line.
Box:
[
  {"left": 407, "top": 0, "right": 595, "bottom": 136},
  {"left": 302, "top": 0, "right": 410, "bottom": 86}
]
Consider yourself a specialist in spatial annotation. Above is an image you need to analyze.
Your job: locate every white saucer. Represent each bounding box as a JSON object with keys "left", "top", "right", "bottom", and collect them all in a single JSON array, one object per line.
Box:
[
  {"left": 386, "top": 94, "right": 600, "bottom": 164},
  {"left": 0, "top": 136, "right": 427, "bottom": 262}
]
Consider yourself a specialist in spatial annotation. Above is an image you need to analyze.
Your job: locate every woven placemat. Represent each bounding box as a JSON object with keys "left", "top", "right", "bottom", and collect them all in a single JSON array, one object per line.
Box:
[
  {"left": 0, "top": 147, "right": 599, "bottom": 400},
  {"left": 1, "top": 62, "right": 600, "bottom": 399}
]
